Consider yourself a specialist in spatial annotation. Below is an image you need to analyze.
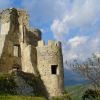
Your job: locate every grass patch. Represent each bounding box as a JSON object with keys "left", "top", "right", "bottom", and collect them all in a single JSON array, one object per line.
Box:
[{"left": 0, "top": 95, "right": 46, "bottom": 100}]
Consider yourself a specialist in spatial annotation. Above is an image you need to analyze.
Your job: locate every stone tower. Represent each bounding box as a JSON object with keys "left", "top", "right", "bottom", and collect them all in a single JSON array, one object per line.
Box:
[
  {"left": 0, "top": 8, "right": 64, "bottom": 98},
  {"left": 37, "top": 40, "right": 64, "bottom": 96}
]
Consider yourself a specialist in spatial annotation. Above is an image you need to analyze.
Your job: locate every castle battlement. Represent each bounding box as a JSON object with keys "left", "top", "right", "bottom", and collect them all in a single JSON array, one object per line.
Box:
[{"left": 37, "top": 40, "right": 61, "bottom": 47}]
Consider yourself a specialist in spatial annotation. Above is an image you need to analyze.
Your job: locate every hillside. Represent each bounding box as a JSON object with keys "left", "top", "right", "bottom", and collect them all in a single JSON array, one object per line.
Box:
[
  {"left": 64, "top": 69, "right": 88, "bottom": 86},
  {"left": 65, "top": 84, "right": 100, "bottom": 100},
  {"left": 65, "top": 84, "right": 89, "bottom": 100}
]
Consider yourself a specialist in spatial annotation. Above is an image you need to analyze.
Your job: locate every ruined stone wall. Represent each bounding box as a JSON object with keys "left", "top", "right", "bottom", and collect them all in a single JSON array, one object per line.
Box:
[
  {"left": 0, "top": 9, "right": 11, "bottom": 57},
  {"left": 0, "top": 8, "right": 41, "bottom": 74},
  {"left": 36, "top": 40, "right": 64, "bottom": 97},
  {"left": 0, "top": 8, "right": 21, "bottom": 72},
  {"left": 19, "top": 24, "right": 41, "bottom": 74}
]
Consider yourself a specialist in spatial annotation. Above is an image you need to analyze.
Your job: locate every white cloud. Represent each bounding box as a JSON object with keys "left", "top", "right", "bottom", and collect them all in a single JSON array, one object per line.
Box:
[
  {"left": 63, "top": 32, "right": 100, "bottom": 62},
  {"left": 68, "top": 36, "right": 88, "bottom": 48},
  {"left": 51, "top": 0, "right": 100, "bottom": 39},
  {"left": 51, "top": 19, "right": 69, "bottom": 40},
  {"left": 51, "top": 0, "right": 100, "bottom": 63}
]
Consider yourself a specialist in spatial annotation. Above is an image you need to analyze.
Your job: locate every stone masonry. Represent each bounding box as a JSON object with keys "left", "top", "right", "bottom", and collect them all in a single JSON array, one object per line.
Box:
[{"left": 0, "top": 8, "right": 64, "bottom": 98}]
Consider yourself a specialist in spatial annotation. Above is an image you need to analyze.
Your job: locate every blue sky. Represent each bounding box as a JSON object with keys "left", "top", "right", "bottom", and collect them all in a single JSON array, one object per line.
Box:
[{"left": 0, "top": 0, "right": 100, "bottom": 67}]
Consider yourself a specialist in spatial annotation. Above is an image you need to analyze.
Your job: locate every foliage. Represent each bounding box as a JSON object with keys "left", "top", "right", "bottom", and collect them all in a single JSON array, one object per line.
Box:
[
  {"left": 65, "top": 84, "right": 100, "bottom": 100},
  {"left": 66, "top": 54, "right": 100, "bottom": 88},
  {"left": 0, "top": 72, "right": 17, "bottom": 95},
  {"left": 82, "top": 89, "right": 100, "bottom": 100}
]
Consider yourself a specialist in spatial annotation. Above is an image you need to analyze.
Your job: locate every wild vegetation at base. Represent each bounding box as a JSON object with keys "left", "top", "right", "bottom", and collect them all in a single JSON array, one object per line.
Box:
[
  {"left": 65, "top": 84, "right": 100, "bottom": 100},
  {"left": 0, "top": 72, "right": 46, "bottom": 100},
  {"left": 0, "top": 72, "right": 71, "bottom": 100},
  {"left": 0, "top": 72, "right": 17, "bottom": 95}
]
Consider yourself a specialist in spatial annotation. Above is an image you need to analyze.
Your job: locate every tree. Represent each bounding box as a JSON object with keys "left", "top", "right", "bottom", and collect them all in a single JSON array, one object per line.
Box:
[{"left": 66, "top": 54, "right": 100, "bottom": 89}]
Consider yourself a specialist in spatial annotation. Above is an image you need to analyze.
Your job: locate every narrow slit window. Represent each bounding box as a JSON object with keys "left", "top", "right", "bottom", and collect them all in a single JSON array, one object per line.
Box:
[
  {"left": 14, "top": 45, "right": 20, "bottom": 57},
  {"left": 51, "top": 65, "right": 58, "bottom": 74}
]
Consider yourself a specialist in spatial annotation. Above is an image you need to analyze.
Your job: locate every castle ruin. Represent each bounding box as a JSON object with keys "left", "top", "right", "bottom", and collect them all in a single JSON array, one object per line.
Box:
[{"left": 0, "top": 8, "right": 64, "bottom": 98}]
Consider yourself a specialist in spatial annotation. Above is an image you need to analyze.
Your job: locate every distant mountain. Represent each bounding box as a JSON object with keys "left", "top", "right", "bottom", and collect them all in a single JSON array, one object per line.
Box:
[{"left": 64, "top": 69, "right": 88, "bottom": 86}]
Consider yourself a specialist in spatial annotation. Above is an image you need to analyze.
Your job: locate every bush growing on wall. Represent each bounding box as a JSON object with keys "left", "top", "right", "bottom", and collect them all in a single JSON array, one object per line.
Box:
[{"left": 0, "top": 73, "right": 17, "bottom": 95}]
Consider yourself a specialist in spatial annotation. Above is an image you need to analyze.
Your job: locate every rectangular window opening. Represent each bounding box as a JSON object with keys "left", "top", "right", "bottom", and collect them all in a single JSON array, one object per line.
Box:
[
  {"left": 51, "top": 65, "right": 58, "bottom": 75},
  {"left": 14, "top": 44, "right": 20, "bottom": 57}
]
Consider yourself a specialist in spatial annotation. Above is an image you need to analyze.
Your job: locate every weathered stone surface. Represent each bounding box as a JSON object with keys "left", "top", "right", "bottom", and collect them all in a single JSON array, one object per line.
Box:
[
  {"left": 0, "top": 8, "right": 64, "bottom": 98},
  {"left": 36, "top": 40, "right": 64, "bottom": 97},
  {"left": 14, "top": 73, "right": 34, "bottom": 96},
  {"left": 0, "top": 35, "right": 6, "bottom": 56}
]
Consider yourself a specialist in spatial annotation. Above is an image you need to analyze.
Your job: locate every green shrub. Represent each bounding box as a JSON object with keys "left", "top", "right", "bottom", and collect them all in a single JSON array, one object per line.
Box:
[
  {"left": 0, "top": 73, "right": 17, "bottom": 95},
  {"left": 82, "top": 89, "right": 100, "bottom": 100}
]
